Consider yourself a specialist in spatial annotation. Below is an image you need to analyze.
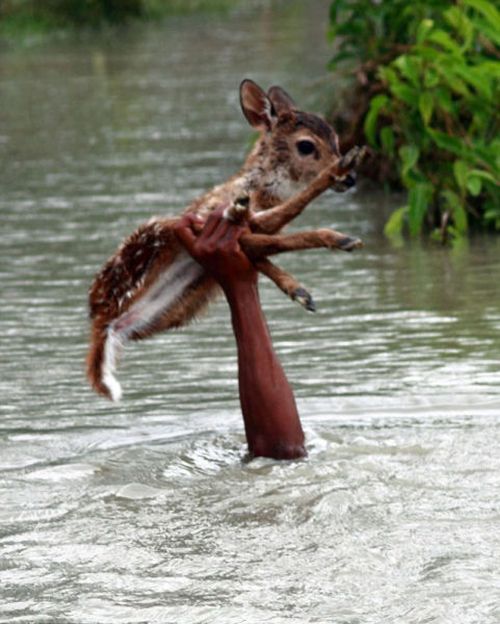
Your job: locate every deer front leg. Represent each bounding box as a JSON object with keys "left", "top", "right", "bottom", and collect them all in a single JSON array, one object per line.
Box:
[
  {"left": 251, "top": 146, "right": 367, "bottom": 235},
  {"left": 241, "top": 228, "right": 363, "bottom": 258},
  {"left": 254, "top": 258, "right": 315, "bottom": 312}
]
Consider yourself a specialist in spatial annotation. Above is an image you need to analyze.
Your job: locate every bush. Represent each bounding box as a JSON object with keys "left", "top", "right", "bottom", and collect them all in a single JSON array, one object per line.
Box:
[
  {"left": 47, "top": 0, "right": 145, "bottom": 24},
  {"left": 0, "top": 0, "right": 144, "bottom": 29},
  {"left": 329, "top": 0, "right": 500, "bottom": 241},
  {"left": 0, "top": 0, "right": 233, "bottom": 31}
]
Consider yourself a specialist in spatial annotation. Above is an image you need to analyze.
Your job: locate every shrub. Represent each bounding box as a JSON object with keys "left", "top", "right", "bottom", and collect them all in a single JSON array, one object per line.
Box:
[
  {"left": 0, "top": 0, "right": 232, "bottom": 31},
  {"left": 329, "top": 0, "right": 500, "bottom": 241}
]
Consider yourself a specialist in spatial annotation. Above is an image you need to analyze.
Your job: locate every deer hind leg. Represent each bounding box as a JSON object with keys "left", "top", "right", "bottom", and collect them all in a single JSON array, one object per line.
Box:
[
  {"left": 255, "top": 258, "right": 315, "bottom": 312},
  {"left": 242, "top": 228, "right": 363, "bottom": 259},
  {"left": 251, "top": 146, "right": 367, "bottom": 235}
]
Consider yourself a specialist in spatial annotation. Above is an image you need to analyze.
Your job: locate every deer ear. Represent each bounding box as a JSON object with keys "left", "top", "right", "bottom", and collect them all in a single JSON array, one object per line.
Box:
[
  {"left": 267, "top": 85, "right": 296, "bottom": 116},
  {"left": 239, "top": 79, "right": 274, "bottom": 131}
]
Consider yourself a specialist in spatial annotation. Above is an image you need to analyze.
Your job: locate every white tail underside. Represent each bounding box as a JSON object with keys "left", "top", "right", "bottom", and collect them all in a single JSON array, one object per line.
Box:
[{"left": 101, "top": 251, "right": 204, "bottom": 401}]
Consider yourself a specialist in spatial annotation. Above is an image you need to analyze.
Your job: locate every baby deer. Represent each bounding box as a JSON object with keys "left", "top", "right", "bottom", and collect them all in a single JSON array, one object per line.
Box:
[{"left": 87, "top": 79, "right": 366, "bottom": 401}]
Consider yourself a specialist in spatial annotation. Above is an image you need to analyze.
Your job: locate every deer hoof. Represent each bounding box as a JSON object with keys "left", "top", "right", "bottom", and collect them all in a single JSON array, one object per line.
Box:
[
  {"left": 224, "top": 195, "right": 250, "bottom": 222},
  {"left": 337, "top": 236, "right": 363, "bottom": 252},
  {"left": 339, "top": 145, "right": 368, "bottom": 171},
  {"left": 292, "top": 287, "right": 316, "bottom": 312},
  {"left": 339, "top": 146, "right": 360, "bottom": 170}
]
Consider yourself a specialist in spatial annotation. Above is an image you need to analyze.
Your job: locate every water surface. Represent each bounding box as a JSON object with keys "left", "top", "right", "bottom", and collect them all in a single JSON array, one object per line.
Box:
[{"left": 1, "top": 2, "right": 500, "bottom": 622}]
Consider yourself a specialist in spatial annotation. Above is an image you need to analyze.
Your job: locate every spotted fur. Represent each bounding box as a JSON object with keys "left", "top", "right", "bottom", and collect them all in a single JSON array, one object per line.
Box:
[{"left": 87, "top": 79, "right": 358, "bottom": 400}]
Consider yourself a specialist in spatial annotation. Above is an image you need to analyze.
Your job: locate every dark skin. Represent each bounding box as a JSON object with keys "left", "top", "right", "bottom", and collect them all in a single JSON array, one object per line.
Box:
[{"left": 174, "top": 209, "right": 306, "bottom": 460}]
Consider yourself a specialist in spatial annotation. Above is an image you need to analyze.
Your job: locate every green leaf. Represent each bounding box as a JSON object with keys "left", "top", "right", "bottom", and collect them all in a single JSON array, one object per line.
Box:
[
  {"left": 432, "top": 87, "right": 455, "bottom": 114},
  {"left": 378, "top": 65, "right": 398, "bottom": 85},
  {"left": 484, "top": 198, "right": 500, "bottom": 228},
  {"left": 363, "top": 94, "right": 389, "bottom": 145},
  {"left": 427, "top": 130, "right": 466, "bottom": 157},
  {"left": 424, "top": 69, "right": 440, "bottom": 89},
  {"left": 380, "top": 126, "right": 395, "bottom": 156},
  {"left": 468, "top": 169, "right": 497, "bottom": 184},
  {"left": 478, "top": 61, "right": 500, "bottom": 79},
  {"left": 399, "top": 145, "right": 420, "bottom": 177},
  {"left": 444, "top": 7, "right": 474, "bottom": 48},
  {"left": 408, "top": 183, "right": 432, "bottom": 236},
  {"left": 329, "top": 1, "right": 339, "bottom": 24},
  {"left": 327, "top": 27, "right": 337, "bottom": 44},
  {"left": 453, "top": 65, "right": 492, "bottom": 100},
  {"left": 394, "top": 55, "right": 420, "bottom": 87},
  {"left": 390, "top": 83, "right": 417, "bottom": 106},
  {"left": 467, "top": 176, "right": 482, "bottom": 196},
  {"left": 384, "top": 206, "right": 408, "bottom": 238},
  {"left": 442, "top": 189, "right": 468, "bottom": 234},
  {"left": 435, "top": 63, "right": 470, "bottom": 97},
  {"left": 427, "top": 29, "right": 462, "bottom": 54},
  {"left": 453, "top": 160, "right": 469, "bottom": 190},
  {"left": 469, "top": 14, "right": 500, "bottom": 45},
  {"left": 416, "top": 18, "right": 434, "bottom": 44},
  {"left": 419, "top": 92, "right": 433, "bottom": 126},
  {"left": 462, "top": 0, "right": 500, "bottom": 32}
]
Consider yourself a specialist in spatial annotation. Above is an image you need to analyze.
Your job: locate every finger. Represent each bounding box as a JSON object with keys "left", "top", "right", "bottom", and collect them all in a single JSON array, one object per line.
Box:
[
  {"left": 219, "top": 223, "right": 246, "bottom": 252},
  {"left": 200, "top": 207, "right": 226, "bottom": 240},
  {"left": 190, "top": 218, "right": 204, "bottom": 234},
  {"left": 175, "top": 213, "right": 204, "bottom": 231},
  {"left": 221, "top": 222, "right": 246, "bottom": 243},
  {"left": 184, "top": 212, "right": 206, "bottom": 234},
  {"left": 206, "top": 216, "right": 231, "bottom": 244},
  {"left": 174, "top": 218, "right": 198, "bottom": 254}
]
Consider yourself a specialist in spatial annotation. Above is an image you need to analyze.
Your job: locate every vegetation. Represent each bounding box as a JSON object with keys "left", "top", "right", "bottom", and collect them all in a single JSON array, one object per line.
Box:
[
  {"left": 0, "top": 0, "right": 234, "bottom": 35},
  {"left": 328, "top": 0, "right": 499, "bottom": 242}
]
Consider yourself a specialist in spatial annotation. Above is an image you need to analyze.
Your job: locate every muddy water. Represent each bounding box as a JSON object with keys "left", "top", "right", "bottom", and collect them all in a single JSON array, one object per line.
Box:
[{"left": 1, "top": 2, "right": 500, "bottom": 622}]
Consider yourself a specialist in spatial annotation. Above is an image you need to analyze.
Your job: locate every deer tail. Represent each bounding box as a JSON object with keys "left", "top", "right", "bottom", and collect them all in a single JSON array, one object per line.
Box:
[{"left": 86, "top": 320, "right": 124, "bottom": 402}]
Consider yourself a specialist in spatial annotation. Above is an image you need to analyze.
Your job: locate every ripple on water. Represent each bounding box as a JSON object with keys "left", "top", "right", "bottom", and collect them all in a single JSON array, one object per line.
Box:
[{"left": 1, "top": 1, "right": 500, "bottom": 622}]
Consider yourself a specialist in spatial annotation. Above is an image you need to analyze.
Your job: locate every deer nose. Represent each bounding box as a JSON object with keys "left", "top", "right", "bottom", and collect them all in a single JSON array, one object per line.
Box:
[
  {"left": 344, "top": 173, "right": 356, "bottom": 188},
  {"left": 330, "top": 172, "right": 356, "bottom": 193}
]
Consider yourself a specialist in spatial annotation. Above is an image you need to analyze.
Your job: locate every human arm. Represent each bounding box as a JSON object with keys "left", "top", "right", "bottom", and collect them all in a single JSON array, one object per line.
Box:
[{"left": 174, "top": 210, "right": 306, "bottom": 460}]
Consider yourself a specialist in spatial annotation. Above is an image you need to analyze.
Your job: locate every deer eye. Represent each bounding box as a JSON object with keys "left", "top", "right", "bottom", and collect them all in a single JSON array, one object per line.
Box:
[{"left": 296, "top": 140, "right": 316, "bottom": 156}]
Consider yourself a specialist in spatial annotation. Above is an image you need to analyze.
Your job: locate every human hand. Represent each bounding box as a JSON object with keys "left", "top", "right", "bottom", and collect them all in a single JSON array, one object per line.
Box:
[{"left": 174, "top": 208, "right": 258, "bottom": 292}]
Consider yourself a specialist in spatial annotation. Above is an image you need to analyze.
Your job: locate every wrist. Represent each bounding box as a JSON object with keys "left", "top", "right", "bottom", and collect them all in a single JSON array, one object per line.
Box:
[{"left": 221, "top": 275, "right": 259, "bottom": 303}]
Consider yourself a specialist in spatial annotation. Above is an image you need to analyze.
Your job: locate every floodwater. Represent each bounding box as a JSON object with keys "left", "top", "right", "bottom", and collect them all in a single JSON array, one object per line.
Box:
[{"left": 1, "top": 2, "right": 500, "bottom": 622}]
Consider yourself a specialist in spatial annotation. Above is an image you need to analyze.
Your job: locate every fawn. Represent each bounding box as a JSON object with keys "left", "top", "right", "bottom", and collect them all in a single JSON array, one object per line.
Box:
[{"left": 87, "top": 79, "right": 366, "bottom": 401}]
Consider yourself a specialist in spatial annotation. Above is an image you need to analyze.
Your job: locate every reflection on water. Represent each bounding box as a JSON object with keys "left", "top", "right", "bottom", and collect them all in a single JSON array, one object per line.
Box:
[{"left": 1, "top": 1, "right": 499, "bottom": 622}]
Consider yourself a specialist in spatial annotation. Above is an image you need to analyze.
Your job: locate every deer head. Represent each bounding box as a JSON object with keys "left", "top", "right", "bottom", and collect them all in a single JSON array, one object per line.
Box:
[{"left": 239, "top": 79, "right": 354, "bottom": 201}]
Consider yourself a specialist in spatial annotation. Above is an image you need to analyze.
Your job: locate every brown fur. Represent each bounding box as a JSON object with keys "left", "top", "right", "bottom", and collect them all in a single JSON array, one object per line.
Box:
[{"left": 87, "top": 80, "right": 366, "bottom": 399}]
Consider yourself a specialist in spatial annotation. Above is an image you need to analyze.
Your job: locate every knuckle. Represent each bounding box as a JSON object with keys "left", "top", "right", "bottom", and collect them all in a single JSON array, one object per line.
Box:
[
  {"left": 221, "top": 241, "right": 237, "bottom": 254},
  {"left": 203, "top": 243, "right": 216, "bottom": 255}
]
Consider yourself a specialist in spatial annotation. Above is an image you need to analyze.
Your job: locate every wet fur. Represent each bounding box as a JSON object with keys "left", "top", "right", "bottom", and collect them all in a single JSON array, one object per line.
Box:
[{"left": 87, "top": 80, "right": 362, "bottom": 400}]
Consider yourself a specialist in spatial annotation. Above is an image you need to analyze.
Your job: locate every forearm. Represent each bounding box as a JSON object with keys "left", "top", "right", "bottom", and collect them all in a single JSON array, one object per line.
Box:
[
  {"left": 223, "top": 281, "right": 306, "bottom": 459},
  {"left": 174, "top": 209, "right": 305, "bottom": 459}
]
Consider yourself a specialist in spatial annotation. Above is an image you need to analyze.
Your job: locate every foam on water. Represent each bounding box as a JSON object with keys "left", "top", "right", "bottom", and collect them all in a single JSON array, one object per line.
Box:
[{"left": 1, "top": 2, "right": 500, "bottom": 622}]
